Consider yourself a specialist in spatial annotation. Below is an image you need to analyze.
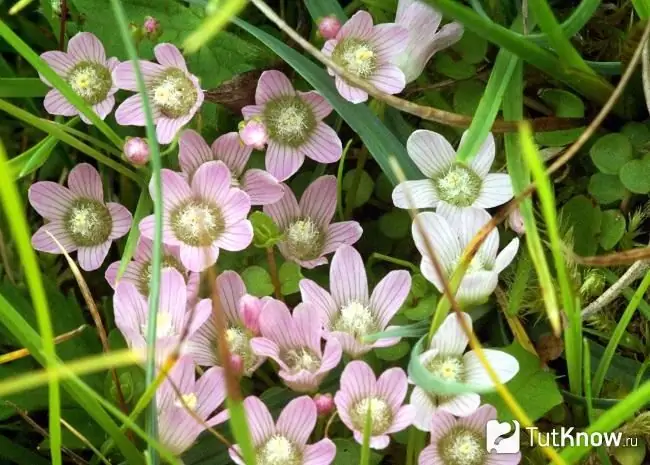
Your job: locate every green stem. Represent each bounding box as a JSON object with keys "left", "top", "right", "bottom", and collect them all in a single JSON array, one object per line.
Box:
[
  {"left": 55, "top": 123, "right": 123, "bottom": 158},
  {"left": 336, "top": 139, "right": 351, "bottom": 222},
  {"left": 0, "top": 99, "right": 143, "bottom": 186},
  {"left": 369, "top": 253, "right": 419, "bottom": 274},
  {"left": 344, "top": 147, "right": 368, "bottom": 219}
]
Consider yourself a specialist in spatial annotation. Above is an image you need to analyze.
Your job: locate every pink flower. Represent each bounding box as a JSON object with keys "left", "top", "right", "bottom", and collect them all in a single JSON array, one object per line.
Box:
[
  {"left": 318, "top": 16, "right": 341, "bottom": 40},
  {"left": 335, "top": 360, "right": 415, "bottom": 449},
  {"left": 300, "top": 245, "right": 411, "bottom": 357},
  {"left": 186, "top": 271, "right": 267, "bottom": 377},
  {"left": 157, "top": 355, "right": 228, "bottom": 455},
  {"left": 29, "top": 163, "right": 132, "bottom": 271},
  {"left": 322, "top": 11, "right": 408, "bottom": 103},
  {"left": 39, "top": 32, "right": 119, "bottom": 123},
  {"left": 143, "top": 16, "right": 161, "bottom": 37},
  {"left": 251, "top": 300, "right": 342, "bottom": 393},
  {"left": 104, "top": 237, "right": 199, "bottom": 302},
  {"left": 123, "top": 137, "right": 150, "bottom": 166},
  {"left": 418, "top": 405, "right": 521, "bottom": 465},
  {"left": 113, "top": 43, "right": 204, "bottom": 144},
  {"left": 394, "top": 0, "right": 463, "bottom": 83},
  {"left": 238, "top": 118, "right": 269, "bottom": 150},
  {"left": 240, "top": 294, "right": 263, "bottom": 335},
  {"left": 113, "top": 268, "right": 211, "bottom": 361},
  {"left": 139, "top": 161, "right": 252, "bottom": 272},
  {"left": 178, "top": 129, "right": 283, "bottom": 206},
  {"left": 230, "top": 396, "right": 336, "bottom": 465},
  {"left": 242, "top": 70, "right": 342, "bottom": 181},
  {"left": 508, "top": 206, "right": 525, "bottom": 235},
  {"left": 313, "top": 393, "right": 335, "bottom": 416},
  {"left": 264, "top": 175, "right": 362, "bottom": 268}
]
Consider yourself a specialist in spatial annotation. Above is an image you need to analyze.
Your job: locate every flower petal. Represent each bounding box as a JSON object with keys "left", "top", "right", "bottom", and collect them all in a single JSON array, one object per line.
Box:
[
  {"left": 191, "top": 160, "right": 231, "bottom": 204},
  {"left": 157, "top": 168, "right": 191, "bottom": 211},
  {"left": 179, "top": 244, "right": 218, "bottom": 272},
  {"left": 242, "top": 104, "right": 263, "bottom": 119},
  {"left": 195, "top": 366, "right": 226, "bottom": 419},
  {"left": 463, "top": 350, "right": 519, "bottom": 390},
  {"left": 371, "top": 24, "right": 408, "bottom": 60},
  {"left": 154, "top": 43, "right": 187, "bottom": 71},
  {"left": 77, "top": 241, "right": 111, "bottom": 271},
  {"left": 178, "top": 129, "right": 213, "bottom": 177},
  {"left": 335, "top": 76, "right": 367, "bottom": 104},
  {"left": 369, "top": 64, "right": 405, "bottom": 95},
  {"left": 32, "top": 222, "right": 76, "bottom": 254},
  {"left": 44, "top": 89, "right": 78, "bottom": 117},
  {"left": 221, "top": 189, "right": 251, "bottom": 225},
  {"left": 418, "top": 444, "right": 443, "bottom": 465},
  {"left": 474, "top": 173, "right": 514, "bottom": 209},
  {"left": 241, "top": 169, "right": 284, "bottom": 206},
  {"left": 298, "top": 91, "right": 332, "bottom": 120},
  {"left": 392, "top": 180, "right": 439, "bottom": 209},
  {"left": 263, "top": 184, "right": 299, "bottom": 230},
  {"left": 68, "top": 163, "right": 103, "bottom": 200},
  {"left": 91, "top": 96, "right": 115, "bottom": 121},
  {"left": 243, "top": 396, "right": 275, "bottom": 445},
  {"left": 457, "top": 271, "right": 498, "bottom": 304},
  {"left": 299, "top": 279, "right": 338, "bottom": 325},
  {"left": 370, "top": 270, "right": 411, "bottom": 328},
  {"left": 303, "top": 439, "right": 337, "bottom": 465},
  {"left": 438, "top": 392, "right": 481, "bottom": 417},
  {"left": 302, "top": 122, "right": 342, "bottom": 164},
  {"left": 276, "top": 396, "right": 317, "bottom": 446},
  {"left": 331, "top": 244, "right": 368, "bottom": 306},
  {"left": 28, "top": 182, "right": 75, "bottom": 221},
  {"left": 115, "top": 94, "right": 148, "bottom": 126},
  {"left": 216, "top": 270, "right": 246, "bottom": 324},
  {"left": 113, "top": 60, "right": 164, "bottom": 91},
  {"left": 67, "top": 32, "right": 106, "bottom": 63},
  {"left": 265, "top": 142, "right": 304, "bottom": 182},
  {"left": 256, "top": 70, "right": 295, "bottom": 105},
  {"left": 158, "top": 268, "right": 187, "bottom": 334},
  {"left": 494, "top": 238, "right": 520, "bottom": 273},
  {"left": 107, "top": 202, "right": 133, "bottom": 240},
  {"left": 114, "top": 281, "right": 148, "bottom": 339},
  {"left": 461, "top": 131, "right": 495, "bottom": 178},
  {"left": 257, "top": 299, "right": 296, "bottom": 350},
  {"left": 412, "top": 212, "right": 461, "bottom": 271},
  {"left": 322, "top": 221, "right": 363, "bottom": 255},
  {"left": 339, "top": 11, "right": 373, "bottom": 39},
  {"left": 376, "top": 367, "right": 408, "bottom": 411},
  {"left": 156, "top": 116, "right": 185, "bottom": 145},
  {"left": 338, "top": 360, "right": 376, "bottom": 401},
  {"left": 409, "top": 386, "right": 438, "bottom": 432},
  {"left": 212, "top": 132, "right": 251, "bottom": 176},
  {"left": 39, "top": 51, "right": 76, "bottom": 81},
  {"left": 385, "top": 405, "right": 416, "bottom": 434},
  {"left": 300, "top": 175, "right": 337, "bottom": 228},
  {"left": 428, "top": 410, "right": 457, "bottom": 441},
  {"left": 216, "top": 220, "right": 253, "bottom": 251},
  {"left": 406, "top": 129, "right": 456, "bottom": 178},
  {"left": 430, "top": 312, "right": 472, "bottom": 356}
]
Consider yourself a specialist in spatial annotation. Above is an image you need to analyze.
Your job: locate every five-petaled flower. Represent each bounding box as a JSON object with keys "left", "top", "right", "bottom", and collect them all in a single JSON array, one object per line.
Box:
[
  {"left": 114, "top": 43, "right": 204, "bottom": 144},
  {"left": 322, "top": 11, "right": 408, "bottom": 103},
  {"left": 29, "top": 163, "right": 132, "bottom": 271},
  {"left": 264, "top": 175, "right": 362, "bottom": 268},
  {"left": 409, "top": 312, "right": 519, "bottom": 431},
  {"left": 300, "top": 245, "right": 411, "bottom": 357},
  {"left": 39, "top": 32, "right": 120, "bottom": 123},
  {"left": 242, "top": 70, "right": 342, "bottom": 181},
  {"left": 139, "top": 161, "right": 253, "bottom": 272}
]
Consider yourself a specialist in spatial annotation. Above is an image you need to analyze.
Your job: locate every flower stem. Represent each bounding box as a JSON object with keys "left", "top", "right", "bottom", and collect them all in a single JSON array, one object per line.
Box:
[
  {"left": 369, "top": 253, "right": 419, "bottom": 274},
  {"left": 266, "top": 247, "right": 283, "bottom": 301}
]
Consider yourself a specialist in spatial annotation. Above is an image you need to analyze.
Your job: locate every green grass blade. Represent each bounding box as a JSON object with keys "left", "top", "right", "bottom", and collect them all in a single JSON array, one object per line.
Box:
[
  {"left": 0, "top": 77, "right": 48, "bottom": 97},
  {"left": 116, "top": 192, "right": 152, "bottom": 279},
  {"left": 359, "top": 406, "right": 372, "bottom": 465},
  {"left": 592, "top": 271, "right": 650, "bottom": 396},
  {"left": 233, "top": 17, "right": 420, "bottom": 185},
  {"left": 107, "top": 1, "right": 164, "bottom": 462},
  {"left": 519, "top": 122, "right": 582, "bottom": 395},
  {"left": 183, "top": 0, "right": 248, "bottom": 52},
  {"left": 0, "top": 21, "right": 123, "bottom": 148},
  {"left": 303, "top": 0, "right": 347, "bottom": 21},
  {"left": 0, "top": 141, "right": 62, "bottom": 465},
  {"left": 632, "top": 0, "right": 650, "bottom": 19},
  {"left": 227, "top": 399, "right": 257, "bottom": 465},
  {"left": 0, "top": 293, "right": 144, "bottom": 464}
]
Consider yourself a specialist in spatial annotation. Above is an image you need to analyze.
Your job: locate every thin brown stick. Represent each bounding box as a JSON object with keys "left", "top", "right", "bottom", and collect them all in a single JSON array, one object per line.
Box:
[
  {"left": 0, "top": 324, "right": 87, "bottom": 364},
  {"left": 58, "top": 0, "right": 68, "bottom": 51},
  {"left": 571, "top": 247, "right": 650, "bottom": 267},
  {"left": 266, "top": 247, "right": 283, "bottom": 301},
  {"left": 248, "top": 0, "right": 584, "bottom": 133},
  {"left": 61, "top": 419, "right": 111, "bottom": 465}
]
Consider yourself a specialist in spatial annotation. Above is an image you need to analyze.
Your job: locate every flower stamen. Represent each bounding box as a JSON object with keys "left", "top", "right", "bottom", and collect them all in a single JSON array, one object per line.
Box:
[
  {"left": 285, "top": 218, "right": 324, "bottom": 261},
  {"left": 151, "top": 68, "right": 198, "bottom": 119},
  {"left": 170, "top": 200, "right": 225, "bottom": 247},
  {"left": 67, "top": 61, "right": 112, "bottom": 104},
  {"left": 65, "top": 198, "right": 112, "bottom": 246}
]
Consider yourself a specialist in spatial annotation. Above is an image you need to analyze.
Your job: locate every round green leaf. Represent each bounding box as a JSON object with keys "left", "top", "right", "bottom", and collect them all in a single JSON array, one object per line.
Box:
[
  {"left": 279, "top": 261, "right": 303, "bottom": 296},
  {"left": 404, "top": 294, "right": 437, "bottom": 321},
  {"left": 410, "top": 273, "right": 432, "bottom": 299},
  {"left": 588, "top": 173, "right": 626, "bottom": 204},
  {"left": 620, "top": 159, "right": 650, "bottom": 193},
  {"left": 590, "top": 133, "right": 633, "bottom": 175},
  {"left": 433, "top": 53, "right": 476, "bottom": 79},
  {"left": 378, "top": 209, "right": 411, "bottom": 239},
  {"left": 452, "top": 30, "right": 488, "bottom": 64},
  {"left": 375, "top": 340, "right": 410, "bottom": 361},
  {"left": 621, "top": 122, "right": 650, "bottom": 152},
  {"left": 250, "top": 211, "right": 283, "bottom": 248},
  {"left": 599, "top": 210, "right": 626, "bottom": 251},
  {"left": 242, "top": 266, "right": 274, "bottom": 297},
  {"left": 453, "top": 80, "right": 485, "bottom": 116},
  {"left": 561, "top": 195, "right": 602, "bottom": 256},
  {"left": 538, "top": 89, "right": 584, "bottom": 117},
  {"left": 342, "top": 169, "right": 374, "bottom": 208},
  {"left": 374, "top": 172, "right": 393, "bottom": 203}
]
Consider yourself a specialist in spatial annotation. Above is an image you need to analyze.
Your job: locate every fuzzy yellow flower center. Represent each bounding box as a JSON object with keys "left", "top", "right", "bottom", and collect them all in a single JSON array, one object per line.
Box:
[
  {"left": 170, "top": 200, "right": 225, "bottom": 247},
  {"left": 434, "top": 163, "right": 482, "bottom": 208},
  {"left": 426, "top": 355, "right": 465, "bottom": 382},
  {"left": 262, "top": 96, "right": 316, "bottom": 147},
  {"left": 65, "top": 198, "right": 112, "bottom": 246},
  {"left": 439, "top": 427, "right": 487, "bottom": 465},
  {"left": 257, "top": 435, "right": 301, "bottom": 465},
  {"left": 284, "top": 348, "right": 320, "bottom": 373},
  {"left": 174, "top": 392, "right": 198, "bottom": 411},
  {"left": 332, "top": 38, "right": 377, "bottom": 78},
  {"left": 285, "top": 218, "right": 324, "bottom": 261},
  {"left": 141, "top": 312, "right": 175, "bottom": 340},
  {"left": 151, "top": 68, "right": 198, "bottom": 119},
  {"left": 67, "top": 61, "right": 112, "bottom": 104},
  {"left": 351, "top": 396, "right": 392, "bottom": 435},
  {"left": 333, "top": 301, "right": 378, "bottom": 340}
]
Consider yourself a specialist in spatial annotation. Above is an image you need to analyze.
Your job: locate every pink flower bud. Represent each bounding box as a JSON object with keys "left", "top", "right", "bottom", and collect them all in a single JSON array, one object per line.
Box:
[
  {"left": 508, "top": 207, "right": 525, "bottom": 235},
  {"left": 123, "top": 137, "right": 150, "bottom": 166},
  {"left": 229, "top": 353, "right": 244, "bottom": 375},
  {"left": 238, "top": 119, "right": 268, "bottom": 150},
  {"left": 313, "top": 393, "right": 334, "bottom": 416},
  {"left": 240, "top": 294, "right": 262, "bottom": 335},
  {"left": 318, "top": 16, "right": 341, "bottom": 40},
  {"left": 143, "top": 16, "right": 161, "bottom": 38}
]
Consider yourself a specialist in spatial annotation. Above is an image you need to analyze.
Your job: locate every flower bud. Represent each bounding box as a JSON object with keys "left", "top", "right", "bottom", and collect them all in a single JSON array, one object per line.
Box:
[
  {"left": 240, "top": 294, "right": 262, "bottom": 335},
  {"left": 123, "top": 137, "right": 150, "bottom": 166},
  {"left": 313, "top": 393, "right": 334, "bottom": 416},
  {"left": 507, "top": 207, "right": 525, "bottom": 235},
  {"left": 229, "top": 353, "right": 244, "bottom": 376},
  {"left": 143, "top": 16, "right": 162, "bottom": 40},
  {"left": 238, "top": 119, "right": 268, "bottom": 150},
  {"left": 318, "top": 16, "right": 341, "bottom": 40}
]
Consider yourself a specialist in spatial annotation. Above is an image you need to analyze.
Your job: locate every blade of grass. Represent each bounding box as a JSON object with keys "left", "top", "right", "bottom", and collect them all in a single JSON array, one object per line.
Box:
[
  {"left": 519, "top": 122, "right": 581, "bottom": 395},
  {"left": 0, "top": 20, "right": 123, "bottom": 148},
  {"left": 359, "top": 406, "right": 371, "bottom": 465},
  {"left": 183, "top": 0, "right": 248, "bottom": 52},
  {"left": 233, "top": 17, "right": 419, "bottom": 185},
  {"left": 592, "top": 270, "right": 650, "bottom": 396},
  {"left": 108, "top": 1, "right": 163, "bottom": 462},
  {"left": 115, "top": 192, "right": 152, "bottom": 280},
  {"left": 0, "top": 140, "right": 62, "bottom": 465},
  {"left": 0, "top": 325, "right": 87, "bottom": 364},
  {"left": 0, "top": 78, "right": 48, "bottom": 97},
  {"left": 304, "top": 0, "right": 347, "bottom": 21}
]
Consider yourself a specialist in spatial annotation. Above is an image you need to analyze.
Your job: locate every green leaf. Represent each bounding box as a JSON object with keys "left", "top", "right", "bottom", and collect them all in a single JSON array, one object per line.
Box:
[
  {"left": 233, "top": 18, "right": 420, "bottom": 185},
  {"left": 588, "top": 173, "right": 627, "bottom": 204},
  {"left": 535, "top": 88, "right": 585, "bottom": 146},
  {"left": 619, "top": 159, "right": 650, "bottom": 194},
  {"left": 374, "top": 173, "right": 394, "bottom": 203},
  {"left": 590, "top": 133, "right": 633, "bottom": 175},
  {"left": 378, "top": 210, "right": 411, "bottom": 239},
  {"left": 410, "top": 274, "right": 432, "bottom": 299},
  {"left": 452, "top": 30, "right": 488, "bottom": 64},
  {"left": 0, "top": 78, "right": 48, "bottom": 97},
  {"left": 483, "top": 343, "right": 563, "bottom": 422},
  {"left": 332, "top": 439, "right": 382, "bottom": 465},
  {"left": 404, "top": 294, "right": 437, "bottom": 321},
  {"left": 433, "top": 53, "right": 477, "bottom": 79},
  {"left": 621, "top": 122, "right": 650, "bottom": 152},
  {"left": 342, "top": 169, "right": 374, "bottom": 208},
  {"left": 278, "top": 261, "right": 303, "bottom": 296},
  {"left": 599, "top": 210, "right": 626, "bottom": 251},
  {"left": 41, "top": 408, "right": 107, "bottom": 450},
  {"left": 0, "top": 434, "right": 49, "bottom": 465},
  {"left": 375, "top": 340, "right": 410, "bottom": 361},
  {"left": 561, "top": 195, "right": 602, "bottom": 256},
  {"left": 250, "top": 211, "right": 283, "bottom": 248},
  {"left": 242, "top": 266, "right": 274, "bottom": 297},
  {"left": 452, "top": 80, "right": 485, "bottom": 116},
  {"left": 71, "top": 0, "right": 272, "bottom": 88}
]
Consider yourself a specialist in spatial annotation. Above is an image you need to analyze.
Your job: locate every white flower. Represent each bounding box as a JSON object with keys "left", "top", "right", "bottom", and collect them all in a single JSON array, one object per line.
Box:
[
  {"left": 392, "top": 130, "right": 513, "bottom": 213},
  {"left": 412, "top": 208, "right": 519, "bottom": 305},
  {"left": 409, "top": 312, "right": 519, "bottom": 431},
  {"left": 393, "top": 0, "right": 464, "bottom": 83}
]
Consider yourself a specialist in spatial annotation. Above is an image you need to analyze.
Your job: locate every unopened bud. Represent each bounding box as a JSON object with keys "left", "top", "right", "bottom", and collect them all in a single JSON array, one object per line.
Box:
[
  {"left": 508, "top": 207, "right": 525, "bottom": 235},
  {"left": 240, "top": 294, "right": 262, "bottom": 335},
  {"left": 229, "top": 353, "right": 244, "bottom": 375},
  {"left": 313, "top": 393, "right": 334, "bottom": 416},
  {"left": 318, "top": 16, "right": 341, "bottom": 40},
  {"left": 124, "top": 137, "right": 150, "bottom": 166},
  {"left": 143, "top": 16, "right": 162, "bottom": 40},
  {"left": 238, "top": 119, "right": 268, "bottom": 150}
]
